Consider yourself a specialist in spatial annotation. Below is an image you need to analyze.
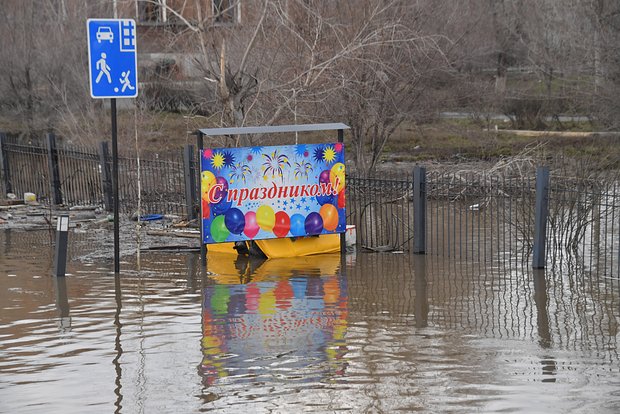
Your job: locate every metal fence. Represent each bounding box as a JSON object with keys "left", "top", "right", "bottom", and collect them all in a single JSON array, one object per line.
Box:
[
  {"left": 1, "top": 134, "right": 618, "bottom": 274},
  {"left": 346, "top": 167, "right": 619, "bottom": 277},
  {"left": 0, "top": 134, "right": 189, "bottom": 216}
]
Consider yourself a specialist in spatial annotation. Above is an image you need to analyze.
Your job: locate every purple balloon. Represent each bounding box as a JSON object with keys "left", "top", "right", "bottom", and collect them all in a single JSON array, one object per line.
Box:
[
  {"left": 304, "top": 212, "right": 324, "bottom": 235},
  {"left": 214, "top": 176, "right": 229, "bottom": 201},
  {"left": 319, "top": 170, "right": 331, "bottom": 184}
]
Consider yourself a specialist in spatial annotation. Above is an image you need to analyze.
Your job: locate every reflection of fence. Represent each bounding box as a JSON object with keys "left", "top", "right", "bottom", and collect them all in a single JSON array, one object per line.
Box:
[{"left": 346, "top": 254, "right": 619, "bottom": 358}]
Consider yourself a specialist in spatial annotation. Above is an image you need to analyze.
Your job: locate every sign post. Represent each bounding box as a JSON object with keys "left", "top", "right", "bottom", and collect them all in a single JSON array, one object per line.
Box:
[{"left": 87, "top": 18, "right": 138, "bottom": 273}]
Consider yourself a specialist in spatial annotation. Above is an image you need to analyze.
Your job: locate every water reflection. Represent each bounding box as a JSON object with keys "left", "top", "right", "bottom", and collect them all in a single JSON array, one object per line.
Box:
[
  {"left": 1, "top": 228, "right": 620, "bottom": 413},
  {"left": 201, "top": 253, "right": 348, "bottom": 386},
  {"left": 53, "top": 276, "right": 71, "bottom": 331},
  {"left": 113, "top": 273, "right": 123, "bottom": 414}
]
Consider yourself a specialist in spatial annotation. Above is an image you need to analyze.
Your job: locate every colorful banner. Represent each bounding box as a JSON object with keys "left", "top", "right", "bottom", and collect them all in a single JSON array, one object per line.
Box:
[{"left": 201, "top": 143, "right": 346, "bottom": 244}]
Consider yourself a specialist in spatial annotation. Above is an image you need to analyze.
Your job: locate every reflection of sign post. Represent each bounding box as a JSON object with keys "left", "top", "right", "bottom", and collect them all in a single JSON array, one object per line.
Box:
[
  {"left": 87, "top": 18, "right": 138, "bottom": 273},
  {"left": 200, "top": 143, "right": 346, "bottom": 244}
]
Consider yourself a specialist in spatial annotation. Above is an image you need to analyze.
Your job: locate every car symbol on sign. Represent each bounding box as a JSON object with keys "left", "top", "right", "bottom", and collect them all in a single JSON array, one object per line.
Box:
[{"left": 96, "top": 27, "right": 114, "bottom": 43}]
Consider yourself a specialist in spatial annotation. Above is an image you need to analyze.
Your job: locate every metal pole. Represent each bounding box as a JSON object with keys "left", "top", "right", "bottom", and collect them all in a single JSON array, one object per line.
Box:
[
  {"left": 183, "top": 144, "right": 196, "bottom": 220},
  {"left": 46, "top": 133, "right": 63, "bottom": 205},
  {"left": 111, "top": 98, "right": 120, "bottom": 273},
  {"left": 53, "top": 215, "right": 70, "bottom": 277},
  {"left": 0, "top": 132, "right": 12, "bottom": 195},
  {"left": 338, "top": 128, "right": 346, "bottom": 254},
  {"left": 196, "top": 131, "right": 206, "bottom": 264},
  {"left": 413, "top": 166, "right": 427, "bottom": 254},
  {"left": 532, "top": 166, "right": 550, "bottom": 269}
]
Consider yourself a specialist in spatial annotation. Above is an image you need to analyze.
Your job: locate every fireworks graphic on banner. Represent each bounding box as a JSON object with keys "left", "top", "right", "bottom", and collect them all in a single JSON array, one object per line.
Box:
[
  {"left": 323, "top": 146, "right": 336, "bottom": 164},
  {"left": 294, "top": 160, "right": 313, "bottom": 180},
  {"left": 229, "top": 162, "right": 251, "bottom": 184},
  {"left": 262, "top": 150, "right": 290, "bottom": 180}
]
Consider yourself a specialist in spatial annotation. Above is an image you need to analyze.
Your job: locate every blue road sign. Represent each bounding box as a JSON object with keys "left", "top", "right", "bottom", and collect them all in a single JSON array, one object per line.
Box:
[{"left": 87, "top": 18, "right": 138, "bottom": 99}]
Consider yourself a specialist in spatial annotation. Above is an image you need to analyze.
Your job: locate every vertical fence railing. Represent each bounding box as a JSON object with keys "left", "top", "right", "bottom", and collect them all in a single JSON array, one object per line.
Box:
[
  {"left": 46, "top": 133, "right": 63, "bottom": 205},
  {"left": 0, "top": 132, "right": 13, "bottom": 195},
  {"left": 413, "top": 166, "right": 426, "bottom": 254},
  {"left": 0, "top": 137, "right": 49, "bottom": 203},
  {"left": 183, "top": 144, "right": 197, "bottom": 220},
  {"left": 98, "top": 141, "right": 113, "bottom": 211},
  {"left": 532, "top": 166, "right": 550, "bottom": 268}
]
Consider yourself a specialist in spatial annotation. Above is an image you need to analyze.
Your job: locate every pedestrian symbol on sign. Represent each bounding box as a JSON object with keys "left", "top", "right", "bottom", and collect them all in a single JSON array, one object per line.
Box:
[
  {"left": 87, "top": 18, "right": 138, "bottom": 99},
  {"left": 95, "top": 53, "right": 112, "bottom": 84}
]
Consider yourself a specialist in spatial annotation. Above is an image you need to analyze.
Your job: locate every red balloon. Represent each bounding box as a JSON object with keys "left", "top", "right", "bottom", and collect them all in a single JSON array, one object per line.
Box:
[
  {"left": 273, "top": 211, "right": 291, "bottom": 238},
  {"left": 202, "top": 198, "right": 210, "bottom": 219},
  {"left": 337, "top": 189, "right": 345, "bottom": 209}
]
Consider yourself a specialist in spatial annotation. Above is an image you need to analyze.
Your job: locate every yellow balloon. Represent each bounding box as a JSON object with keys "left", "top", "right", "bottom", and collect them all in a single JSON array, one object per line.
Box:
[
  {"left": 330, "top": 163, "right": 345, "bottom": 193},
  {"left": 201, "top": 171, "right": 216, "bottom": 201},
  {"left": 256, "top": 205, "right": 275, "bottom": 231}
]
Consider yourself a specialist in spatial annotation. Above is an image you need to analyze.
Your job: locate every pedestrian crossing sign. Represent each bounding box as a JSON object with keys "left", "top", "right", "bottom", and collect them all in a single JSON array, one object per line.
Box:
[{"left": 87, "top": 18, "right": 138, "bottom": 99}]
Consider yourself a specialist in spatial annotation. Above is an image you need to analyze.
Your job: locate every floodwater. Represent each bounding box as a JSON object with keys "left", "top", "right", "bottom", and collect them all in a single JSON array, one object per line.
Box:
[{"left": 1, "top": 229, "right": 619, "bottom": 413}]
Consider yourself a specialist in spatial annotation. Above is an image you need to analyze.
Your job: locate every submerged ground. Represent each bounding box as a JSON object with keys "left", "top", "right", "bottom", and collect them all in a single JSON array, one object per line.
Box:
[{"left": 1, "top": 225, "right": 619, "bottom": 413}]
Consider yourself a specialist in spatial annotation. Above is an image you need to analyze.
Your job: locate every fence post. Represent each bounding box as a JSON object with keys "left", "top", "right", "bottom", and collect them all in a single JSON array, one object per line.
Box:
[
  {"left": 183, "top": 144, "right": 197, "bottom": 220},
  {"left": 98, "top": 141, "right": 113, "bottom": 212},
  {"left": 196, "top": 131, "right": 206, "bottom": 265},
  {"left": 46, "top": 133, "right": 63, "bottom": 205},
  {"left": 413, "top": 165, "right": 427, "bottom": 254},
  {"left": 0, "top": 132, "right": 12, "bottom": 195},
  {"left": 532, "top": 166, "right": 550, "bottom": 269}
]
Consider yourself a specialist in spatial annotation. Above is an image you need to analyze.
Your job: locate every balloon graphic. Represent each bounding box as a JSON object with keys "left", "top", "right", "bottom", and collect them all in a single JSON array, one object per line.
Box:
[
  {"left": 256, "top": 205, "right": 275, "bottom": 232},
  {"left": 316, "top": 169, "right": 335, "bottom": 205},
  {"left": 201, "top": 198, "right": 210, "bottom": 219},
  {"left": 319, "top": 203, "right": 338, "bottom": 231},
  {"left": 330, "top": 163, "right": 345, "bottom": 193},
  {"left": 210, "top": 215, "right": 230, "bottom": 242},
  {"left": 290, "top": 213, "right": 306, "bottom": 237},
  {"left": 211, "top": 198, "right": 232, "bottom": 215},
  {"left": 201, "top": 171, "right": 216, "bottom": 201},
  {"left": 224, "top": 208, "right": 245, "bottom": 234},
  {"left": 337, "top": 189, "right": 345, "bottom": 209},
  {"left": 305, "top": 212, "right": 324, "bottom": 235},
  {"left": 213, "top": 176, "right": 229, "bottom": 201},
  {"left": 273, "top": 211, "right": 291, "bottom": 238},
  {"left": 316, "top": 194, "right": 334, "bottom": 206},
  {"left": 319, "top": 169, "right": 331, "bottom": 184},
  {"left": 244, "top": 211, "right": 259, "bottom": 238}
]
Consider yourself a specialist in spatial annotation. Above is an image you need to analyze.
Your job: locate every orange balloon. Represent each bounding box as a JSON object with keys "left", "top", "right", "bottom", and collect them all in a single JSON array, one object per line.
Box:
[{"left": 319, "top": 203, "right": 338, "bottom": 231}]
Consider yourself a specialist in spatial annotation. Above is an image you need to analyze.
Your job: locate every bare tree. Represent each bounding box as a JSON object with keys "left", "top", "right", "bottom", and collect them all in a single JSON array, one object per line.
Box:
[{"left": 0, "top": 1, "right": 107, "bottom": 141}]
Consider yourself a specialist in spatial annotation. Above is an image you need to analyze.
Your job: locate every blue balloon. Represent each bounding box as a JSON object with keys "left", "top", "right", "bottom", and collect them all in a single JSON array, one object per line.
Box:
[
  {"left": 290, "top": 213, "right": 306, "bottom": 237},
  {"left": 212, "top": 197, "right": 232, "bottom": 215},
  {"left": 316, "top": 194, "right": 335, "bottom": 205},
  {"left": 224, "top": 208, "right": 245, "bottom": 234}
]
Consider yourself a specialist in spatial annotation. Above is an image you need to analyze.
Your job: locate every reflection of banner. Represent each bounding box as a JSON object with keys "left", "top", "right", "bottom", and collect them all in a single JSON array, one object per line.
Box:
[
  {"left": 200, "top": 275, "right": 348, "bottom": 385},
  {"left": 201, "top": 143, "right": 345, "bottom": 244}
]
